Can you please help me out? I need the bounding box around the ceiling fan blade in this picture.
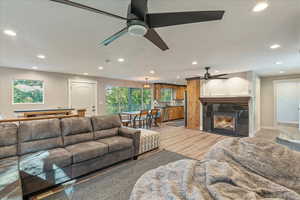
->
[146,10,225,28]
[131,0,148,20]
[210,74,228,78]
[49,0,128,21]
[101,27,128,46]
[144,29,169,51]
[210,77,228,80]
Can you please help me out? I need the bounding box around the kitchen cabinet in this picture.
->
[165,106,184,121]
[175,87,186,100]
[154,83,186,101]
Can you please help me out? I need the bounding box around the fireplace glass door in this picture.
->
[213,112,236,132]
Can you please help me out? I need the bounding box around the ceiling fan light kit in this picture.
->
[49,0,225,51]
[128,21,148,37]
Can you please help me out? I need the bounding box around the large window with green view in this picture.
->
[160,88,173,102]
[105,86,152,114]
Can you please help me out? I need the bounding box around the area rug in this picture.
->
[165,119,185,127]
[41,150,192,200]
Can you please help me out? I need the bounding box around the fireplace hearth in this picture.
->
[201,98,249,137]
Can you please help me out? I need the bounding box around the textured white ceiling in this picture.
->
[0,0,300,84]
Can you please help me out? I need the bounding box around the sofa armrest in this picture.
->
[119,127,141,156]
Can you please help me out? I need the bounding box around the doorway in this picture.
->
[69,80,98,116]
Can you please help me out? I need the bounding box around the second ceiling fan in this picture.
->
[200,67,228,80]
[50,0,225,51]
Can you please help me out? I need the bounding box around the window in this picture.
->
[275,80,300,124]
[105,86,152,114]
[143,88,152,110]
[160,88,172,102]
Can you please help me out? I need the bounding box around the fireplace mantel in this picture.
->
[199,96,251,105]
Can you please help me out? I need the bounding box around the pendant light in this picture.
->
[143,77,151,88]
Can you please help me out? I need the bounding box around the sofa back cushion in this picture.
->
[0,123,18,159]
[61,117,93,146]
[91,115,121,140]
[18,119,63,155]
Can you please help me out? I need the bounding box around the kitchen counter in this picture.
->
[155,105,184,109]
[155,106,184,122]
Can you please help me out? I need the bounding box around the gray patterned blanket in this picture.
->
[130,137,300,200]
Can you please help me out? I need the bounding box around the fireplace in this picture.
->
[213,112,237,134]
[201,97,250,137]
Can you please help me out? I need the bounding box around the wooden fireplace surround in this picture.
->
[199,97,251,106]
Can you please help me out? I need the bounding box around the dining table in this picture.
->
[121,111,141,120]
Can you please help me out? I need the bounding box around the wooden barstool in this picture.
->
[133,110,149,129]
[149,109,160,128]
[119,114,132,127]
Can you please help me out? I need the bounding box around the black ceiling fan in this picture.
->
[49,0,225,51]
[200,67,228,80]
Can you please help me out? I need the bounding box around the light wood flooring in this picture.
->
[153,124,229,160]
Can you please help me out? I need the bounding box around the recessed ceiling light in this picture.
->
[3,29,16,36]
[279,71,285,74]
[83,72,88,75]
[192,61,198,65]
[253,0,269,12]
[150,70,155,74]
[270,44,281,49]
[32,66,38,70]
[98,66,104,70]
[37,54,46,59]
[276,61,283,65]
[118,58,125,62]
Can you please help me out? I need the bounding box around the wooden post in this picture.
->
[186,78,201,129]
[77,109,86,117]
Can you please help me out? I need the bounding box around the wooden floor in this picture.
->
[153,124,229,160]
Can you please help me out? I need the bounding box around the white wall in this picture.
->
[201,72,251,97]
[0,66,144,118]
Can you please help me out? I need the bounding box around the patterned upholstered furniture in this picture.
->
[138,129,160,155]
[0,123,23,200]
[0,115,141,197]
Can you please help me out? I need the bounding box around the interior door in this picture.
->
[69,81,97,116]
[275,80,300,125]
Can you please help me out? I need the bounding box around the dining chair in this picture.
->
[149,109,160,128]
[133,110,149,129]
[119,113,132,127]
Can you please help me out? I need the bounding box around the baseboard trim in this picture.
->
[261,126,277,130]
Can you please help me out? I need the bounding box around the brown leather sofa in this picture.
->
[0,115,141,198]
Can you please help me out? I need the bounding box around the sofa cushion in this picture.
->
[18,119,63,155]
[65,141,108,163]
[19,148,72,178]
[96,136,133,153]
[0,123,18,159]
[91,115,121,131]
[61,117,93,146]
[94,128,119,140]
